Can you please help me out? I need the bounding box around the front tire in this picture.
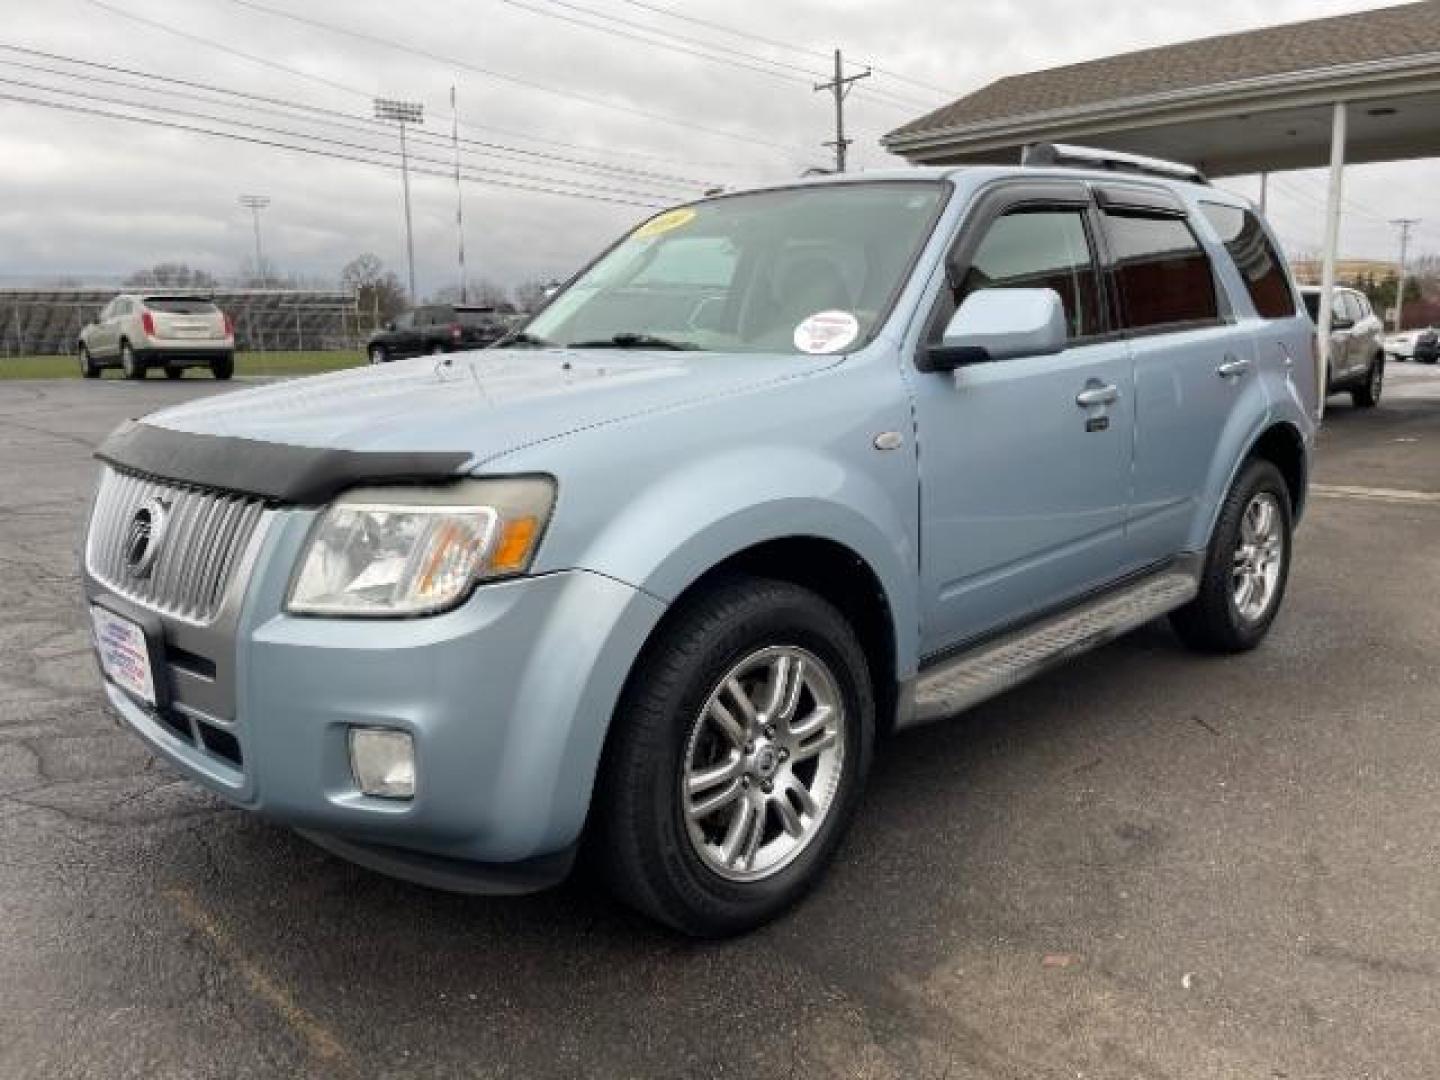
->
[120,342,144,380]
[1352,355,1383,407]
[1171,459,1292,653]
[594,576,874,937]
[164,365,183,380]
[79,345,99,379]
[368,345,388,365]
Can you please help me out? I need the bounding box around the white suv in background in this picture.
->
[79,294,235,380]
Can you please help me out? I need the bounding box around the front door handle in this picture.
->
[1075,384,1119,408]
[1217,356,1251,378]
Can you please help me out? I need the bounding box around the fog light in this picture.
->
[349,728,415,799]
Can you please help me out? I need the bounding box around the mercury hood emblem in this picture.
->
[124,497,169,578]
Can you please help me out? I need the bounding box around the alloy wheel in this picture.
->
[1232,492,1284,622]
[681,646,846,882]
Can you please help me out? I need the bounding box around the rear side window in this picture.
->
[955,208,1103,339]
[144,297,217,314]
[1103,212,1219,330]
[1199,204,1296,319]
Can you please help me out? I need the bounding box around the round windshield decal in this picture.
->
[633,207,696,239]
[793,310,860,354]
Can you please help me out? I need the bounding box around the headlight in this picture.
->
[286,477,555,616]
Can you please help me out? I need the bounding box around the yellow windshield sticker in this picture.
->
[633,207,696,239]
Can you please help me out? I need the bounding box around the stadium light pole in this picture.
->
[238,194,270,286]
[450,86,468,304]
[374,97,424,302]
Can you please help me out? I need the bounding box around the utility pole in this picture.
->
[1390,217,1420,331]
[813,49,870,173]
[238,194,270,285]
[450,86,468,304]
[375,97,424,302]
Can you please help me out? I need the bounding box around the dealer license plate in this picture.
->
[91,605,157,707]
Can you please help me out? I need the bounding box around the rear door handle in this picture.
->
[1216,356,1251,378]
[1075,384,1119,408]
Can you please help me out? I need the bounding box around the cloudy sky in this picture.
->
[3,0,1439,298]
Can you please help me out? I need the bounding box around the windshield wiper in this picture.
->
[566,333,700,351]
[491,330,553,348]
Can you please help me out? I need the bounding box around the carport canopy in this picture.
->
[883,1,1440,415]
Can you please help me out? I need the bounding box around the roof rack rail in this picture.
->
[1021,142,1209,185]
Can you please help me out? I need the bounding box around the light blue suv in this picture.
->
[83,145,1317,936]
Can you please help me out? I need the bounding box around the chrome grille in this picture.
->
[86,467,268,624]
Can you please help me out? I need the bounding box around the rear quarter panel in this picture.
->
[1183,189,1316,548]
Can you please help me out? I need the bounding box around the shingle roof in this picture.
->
[887,1,1440,142]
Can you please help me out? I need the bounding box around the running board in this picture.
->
[908,561,1200,727]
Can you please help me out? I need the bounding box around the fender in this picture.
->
[562,444,920,681]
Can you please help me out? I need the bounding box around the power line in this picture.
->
[213,0,805,152]
[0,45,712,189]
[0,71,681,201]
[495,0,821,83]
[73,0,741,172]
[0,81,670,207]
[502,0,940,111]
[603,0,958,100]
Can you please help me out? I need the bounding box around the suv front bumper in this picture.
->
[87,515,667,888]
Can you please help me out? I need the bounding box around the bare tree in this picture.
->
[513,279,551,313]
[124,262,218,289]
[341,254,407,328]
[430,279,514,310]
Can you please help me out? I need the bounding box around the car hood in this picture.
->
[141,349,836,464]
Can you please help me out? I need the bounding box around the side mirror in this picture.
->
[922,288,1068,372]
[1331,315,1354,331]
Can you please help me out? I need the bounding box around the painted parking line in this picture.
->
[1312,483,1440,506]
[165,887,352,1070]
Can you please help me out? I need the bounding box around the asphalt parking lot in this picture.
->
[2,366,1439,1079]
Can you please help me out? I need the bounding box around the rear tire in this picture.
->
[79,346,99,379]
[1171,459,1292,654]
[120,342,144,380]
[211,353,234,380]
[1351,355,1383,407]
[429,343,446,356]
[593,576,874,937]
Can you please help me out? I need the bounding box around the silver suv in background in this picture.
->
[1301,285,1385,407]
[79,294,236,380]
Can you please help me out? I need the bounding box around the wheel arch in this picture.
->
[635,535,902,735]
[1197,419,1307,545]
[1247,420,1308,522]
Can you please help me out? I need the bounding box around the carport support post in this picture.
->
[1316,101,1347,422]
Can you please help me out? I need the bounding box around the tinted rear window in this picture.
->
[1200,204,1296,319]
[1103,212,1219,330]
[144,297,217,314]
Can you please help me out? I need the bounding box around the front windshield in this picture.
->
[524,181,948,355]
